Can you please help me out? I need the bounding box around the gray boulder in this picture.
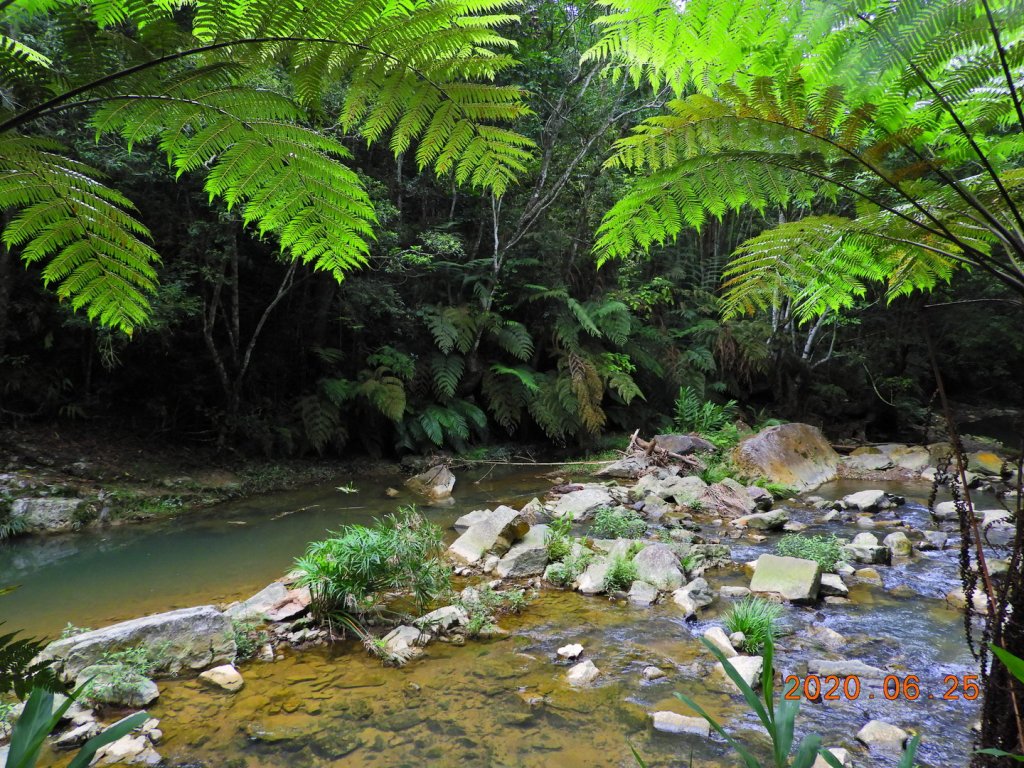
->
[632,473,707,505]
[918,530,948,551]
[713,655,763,691]
[405,465,456,499]
[842,453,895,471]
[702,626,737,658]
[225,582,289,621]
[575,559,611,595]
[749,554,821,603]
[842,490,900,512]
[819,574,849,597]
[650,711,711,736]
[632,544,684,591]
[734,509,789,531]
[808,659,886,679]
[842,533,892,565]
[651,434,716,455]
[627,580,659,607]
[731,423,839,491]
[38,606,235,679]
[448,505,528,565]
[671,577,714,616]
[415,605,468,633]
[700,478,757,517]
[454,509,492,533]
[495,524,549,578]
[882,531,913,557]
[856,720,909,751]
[549,486,615,521]
[11,498,85,533]
[595,457,650,479]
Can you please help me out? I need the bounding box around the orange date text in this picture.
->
[781,674,980,701]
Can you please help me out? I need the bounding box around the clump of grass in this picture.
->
[545,549,593,588]
[776,534,844,572]
[545,514,575,562]
[723,596,783,653]
[232,618,270,660]
[760,481,797,499]
[591,506,646,539]
[603,555,639,592]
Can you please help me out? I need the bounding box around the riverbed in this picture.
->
[1,466,987,767]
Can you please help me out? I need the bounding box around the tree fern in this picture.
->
[0,0,534,332]
[589,0,1024,314]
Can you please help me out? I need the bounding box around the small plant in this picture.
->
[0,497,28,541]
[591,507,646,539]
[761,482,797,499]
[723,597,783,654]
[60,623,92,640]
[335,482,358,494]
[776,535,844,573]
[699,455,742,485]
[85,644,163,705]
[232,619,269,661]
[464,612,497,638]
[545,514,575,562]
[546,548,593,588]
[603,555,638,592]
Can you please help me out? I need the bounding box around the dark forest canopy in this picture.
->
[0,0,1022,456]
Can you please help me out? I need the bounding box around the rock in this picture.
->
[632,472,707,505]
[632,544,684,590]
[888,446,931,471]
[700,478,757,517]
[855,568,883,584]
[77,665,159,707]
[986,523,1016,547]
[703,626,737,658]
[651,434,717,455]
[385,487,400,498]
[10,498,84,533]
[405,465,456,499]
[842,490,901,512]
[650,711,711,736]
[843,454,895,471]
[54,721,101,749]
[415,605,468,633]
[495,524,549,578]
[481,554,500,573]
[198,664,244,692]
[671,577,714,616]
[382,625,428,660]
[566,659,600,686]
[595,456,650,479]
[518,498,549,525]
[94,734,162,766]
[969,451,1006,476]
[808,625,846,649]
[856,720,909,751]
[747,485,774,510]
[38,606,234,680]
[749,554,821,603]
[642,666,666,681]
[842,533,892,565]
[734,509,789,530]
[729,631,746,648]
[883,531,913,557]
[713,655,763,691]
[813,748,852,768]
[557,643,584,660]
[819,574,848,597]
[575,559,610,595]
[731,424,839,491]
[549,486,615,521]
[808,659,886,679]
[454,509,492,532]
[720,586,750,598]
[225,582,289,621]
[628,580,659,607]
[263,587,311,623]
[448,505,529,564]
[947,587,989,613]
[918,530,948,550]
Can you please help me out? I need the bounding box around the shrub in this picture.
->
[545,549,593,588]
[673,386,738,436]
[776,534,844,573]
[723,596,783,654]
[85,645,163,705]
[603,555,638,592]
[591,506,646,539]
[294,506,451,619]
[232,619,269,661]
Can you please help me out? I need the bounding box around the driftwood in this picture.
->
[625,430,703,472]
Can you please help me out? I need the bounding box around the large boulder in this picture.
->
[495,524,549,578]
[11,498,85,534]
[650,434,716,455]
[842,490,902,512]
[843,533,892,565]
[405,465,456,499]
[595,457,650,479]
[549,486,615,521]
[842,453,895,471]
[632,544,684,591]
[749,554,821,603]
[225,582,289,621]
[732,424,839,491]
[699,478,757,518]
[631,472,707,505]
[453,509,492,533]
[37,606,235,679]
[713,655,763,691]
[448,506,529,565]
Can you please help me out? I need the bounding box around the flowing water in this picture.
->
[0,466,990,767]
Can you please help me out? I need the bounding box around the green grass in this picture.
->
[723,596,783,654]
[545,549,593,588]
[603,555,638,591]
[776,534,844,572]
[591,506,646,539]
[559,448,620,475]
[545,514,575,562]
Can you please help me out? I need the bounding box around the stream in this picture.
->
[0,466,988,767]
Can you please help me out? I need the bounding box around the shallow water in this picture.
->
[1,469,992,767]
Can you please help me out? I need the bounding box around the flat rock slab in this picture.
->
[650,711,710,736]
[448,506,528,564]
[38,605,235,679]
[549,487,615,521]
[749,554,821,603]
[632,544,684,591]
[495,524,549,578]
[225,582,289,621]
[808,659,886,679]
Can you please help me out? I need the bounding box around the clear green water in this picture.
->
[1,470,983,767]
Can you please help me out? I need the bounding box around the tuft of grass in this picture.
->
[603,555,639,592]
[723,596,783,654]
[776,534,844,572]
[545,549,593,588]
[761,482,797,499]
[591,506,646,539]
[545,514,575,562]
[232,619,269,661]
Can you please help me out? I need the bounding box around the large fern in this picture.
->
[588,0,1024,316]
[0,0,533,332]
